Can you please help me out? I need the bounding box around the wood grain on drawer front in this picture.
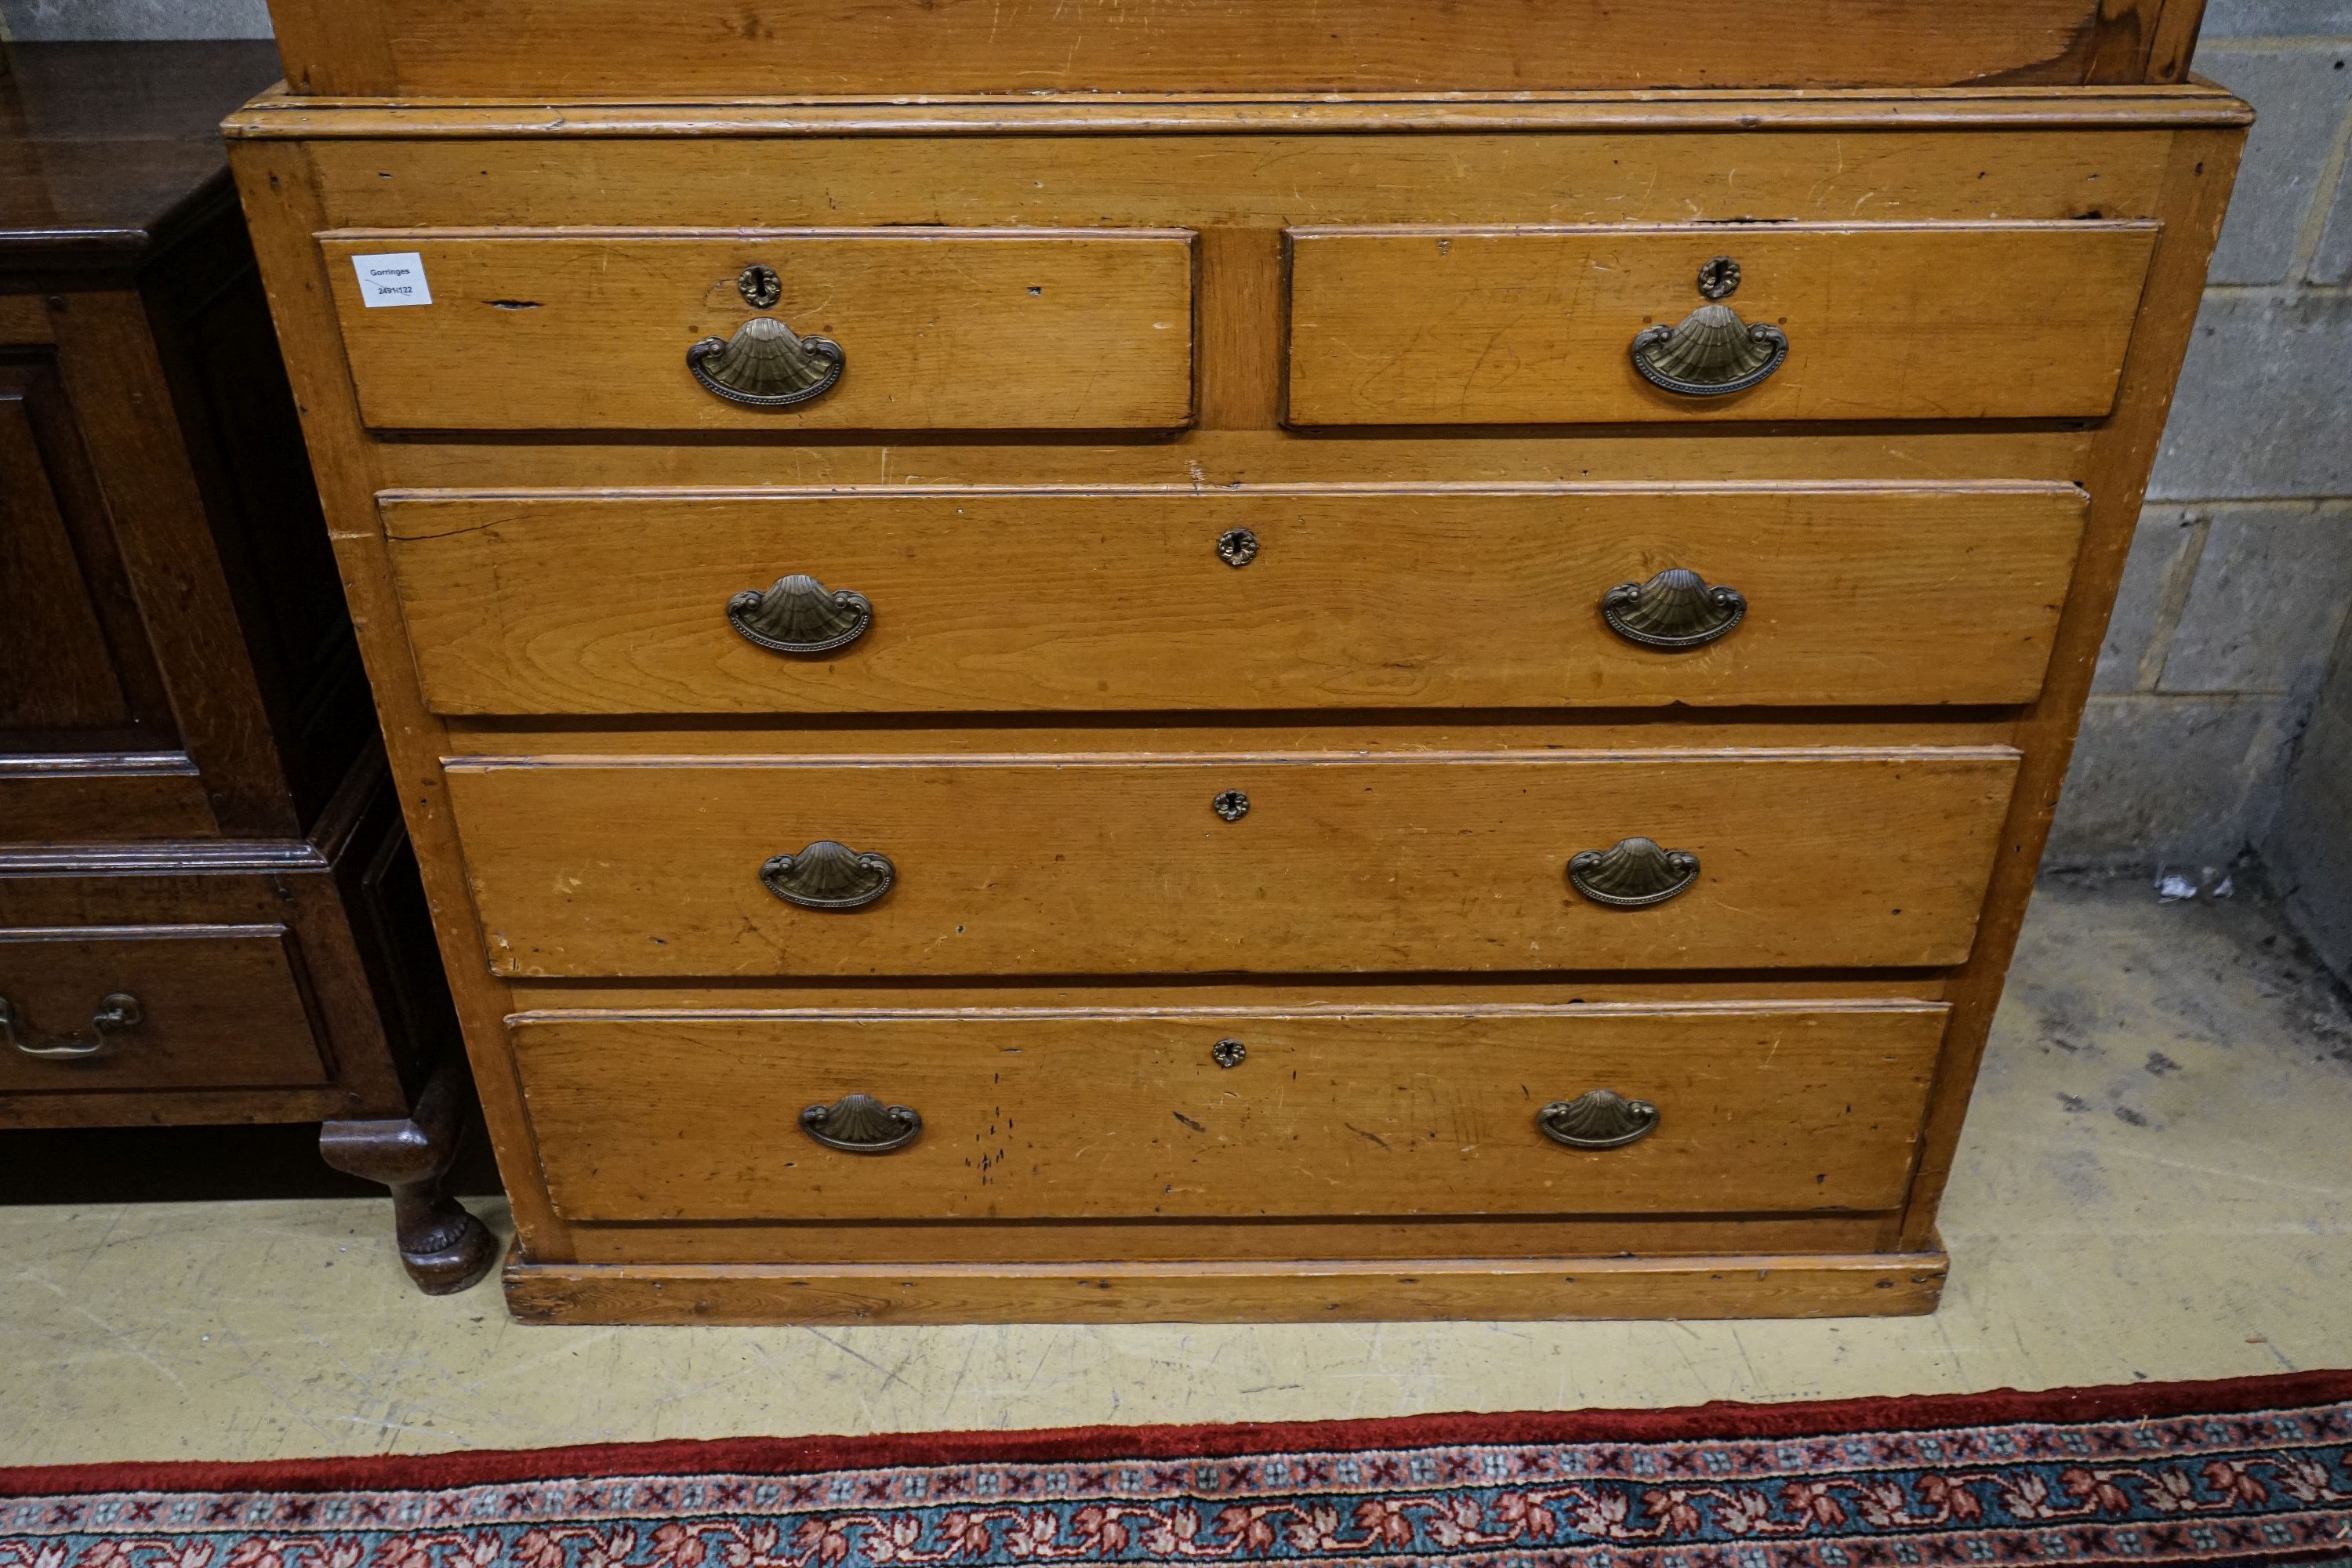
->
[387,485,2085,715]
[445,749,2019,978]
[513,1002,1947,1222]
[321,230,1196,432]
[0,925,329,1093]
[267,0,2203,96]
[1285,223,2158,425]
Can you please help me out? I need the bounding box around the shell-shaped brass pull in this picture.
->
[727,575,873,654]
[801,1092,923,1153]
[2,991,143,1060]
[1630,304,1788,397]
[760,840,895,911]
[1602,568,1748,649]
[687,317,845,408]
[1537,1089,1661,1150]
[1568,837,1700,908]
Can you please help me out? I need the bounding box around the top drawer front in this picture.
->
[1286,223,2158,426]
[322,230,1196,432]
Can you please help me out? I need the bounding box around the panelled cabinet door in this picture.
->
[0,352,211,839]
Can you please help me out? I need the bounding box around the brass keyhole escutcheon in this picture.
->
[1217,528,1260,568]
[1211,1038,1247,1069]
[1212,789,1250,822]
[738,263,782,308]
[1697,256,1741,299]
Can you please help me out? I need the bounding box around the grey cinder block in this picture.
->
[0,0,275,39]
[2096,508,2208,693]
[2196,0,2352,37]
[2048,695,2301,866]
[2149,291,2352,500]
[2158,503,2352,694]
[2190,47,2352,285]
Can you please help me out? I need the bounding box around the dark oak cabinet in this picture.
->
[0,41,492,1293]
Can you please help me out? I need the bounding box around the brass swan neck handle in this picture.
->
[1630,303,1788,397]
[2,992,143,1059]
[688,316,846,408]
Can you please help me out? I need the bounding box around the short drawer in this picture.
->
[321,229,1196,431]
[387,484,2085,715]
[1285,223,2157,425]
[445,747,2019,978]
[514,1000,1947,1221]
[0,924,330,1093]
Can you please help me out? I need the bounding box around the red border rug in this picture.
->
[5,1370,2350,1568]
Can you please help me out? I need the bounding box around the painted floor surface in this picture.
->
[3,874,2349,1465]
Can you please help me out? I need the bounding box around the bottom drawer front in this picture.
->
[0,925,329,1093]
[515,1003,1947,1222]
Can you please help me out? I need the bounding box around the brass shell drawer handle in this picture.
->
[1630,304,1788,397]
[801,1092,923,1154]
[1,992,143,1059]
[688,317,845,408]
[1568,837,1700,908]
[760,840,896,910]
[1537,1089,1661,1150]
[1602,568,1747,649]
[728,575,874,654]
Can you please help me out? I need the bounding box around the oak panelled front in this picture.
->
[1285,223,2159,425]
[0,924,330,1093]
[444,750,2020,978]
[512,1002,1949,1222]
[321,230,1197,432]
[386,485,2087,715]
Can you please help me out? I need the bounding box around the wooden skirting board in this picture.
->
[505,1250,1951,1326]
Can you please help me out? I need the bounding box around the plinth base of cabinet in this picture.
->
[502,1249,1949,1325]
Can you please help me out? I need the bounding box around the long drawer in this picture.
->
[445,747,2020,978]
[1286,223,2158,425]
[513,1000,1949,1221]
[322,229,1197,432]
[387,485,2086,715]
[0,924,330,1093]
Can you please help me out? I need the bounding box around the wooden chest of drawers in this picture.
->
[228,0,2245,1323]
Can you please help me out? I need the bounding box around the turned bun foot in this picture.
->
[400,1195,500,1294]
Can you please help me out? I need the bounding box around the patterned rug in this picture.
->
[5,1371,2350,1568]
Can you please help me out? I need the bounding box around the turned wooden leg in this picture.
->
[320,1059,499,1294]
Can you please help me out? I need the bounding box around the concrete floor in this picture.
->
[4,873,2349,1465]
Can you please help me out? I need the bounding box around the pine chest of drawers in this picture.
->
[228,0,2245,1323]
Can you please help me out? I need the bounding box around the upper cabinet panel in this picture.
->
[320,230,1197,434]
[263,0,2207,95]
[1284,223,2159,427]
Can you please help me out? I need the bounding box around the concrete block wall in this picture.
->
[2052,0,2352,871]
[0,0,271,37]
[7,0,2348,894]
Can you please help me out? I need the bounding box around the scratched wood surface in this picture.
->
[445,750,2020,978]
[514,1001,1947,1222]
[385,485,2085,715]
[1286,224,2160,426]
[261,0,2205,96]
[321,230,1196,432]
[225,74,2242,1318]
